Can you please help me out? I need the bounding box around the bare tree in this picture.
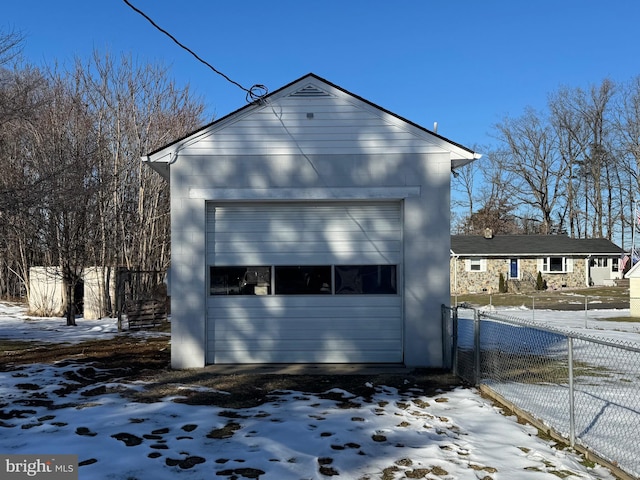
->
[547,80,617,239]
[0,46,207,322]
[613,75,640,246]
[0,27,24,67]
[28,67,101,325]
[453,148,524,235]
[548,86,590,237]
[451,151,483,232]
[76,51,206,273]
[493,108,569,234]
[576,80,615,238]
[0,57,50,302]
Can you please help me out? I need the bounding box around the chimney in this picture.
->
[484,228,494,239]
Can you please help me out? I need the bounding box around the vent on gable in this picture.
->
[290,84,331,97]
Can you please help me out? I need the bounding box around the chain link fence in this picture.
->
[443,305,640,479]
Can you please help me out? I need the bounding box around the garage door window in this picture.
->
[211,265,397,295]
[210,266,271,295]
[274,266,332,294]
[336,265,397,294]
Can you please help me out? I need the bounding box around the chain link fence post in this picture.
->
[568,336,575,447]
[474,308,481,385]
[584,295,588,328]
[452,306,459,377]
[441,305,450,370]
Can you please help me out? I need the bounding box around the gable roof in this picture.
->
[625,259,640,278]
[143,72,480,178]
[451,234,623,257]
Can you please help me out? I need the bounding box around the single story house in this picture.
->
[143,73,480,368]
[451,231,624,295]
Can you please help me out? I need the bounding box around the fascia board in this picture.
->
[454,252,621,257]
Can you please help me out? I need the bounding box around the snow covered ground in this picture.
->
[474,305,640,345]
[0,302,625,479]
[457,306,640,479]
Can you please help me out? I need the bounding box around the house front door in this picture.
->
[509,259,519,279]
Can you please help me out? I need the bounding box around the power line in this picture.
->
[122,0,267,103]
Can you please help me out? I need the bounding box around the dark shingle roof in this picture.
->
[451,235,623,256]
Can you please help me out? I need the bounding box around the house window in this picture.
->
[275,266,332,294]
[210,266,271,295]
[465,259,486,272]
[612,257,619,271]
[335,265,397,294]
[590,258,608,268]
[542,257,567,273]
[210,265,397,295]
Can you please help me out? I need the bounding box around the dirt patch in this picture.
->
[1,334,461,407]
[135,369,461,408]
[1,336,169,373]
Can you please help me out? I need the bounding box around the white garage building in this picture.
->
[144,73,480,369]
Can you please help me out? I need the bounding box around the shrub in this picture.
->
[499,273,507,293]
[535,271,547,291]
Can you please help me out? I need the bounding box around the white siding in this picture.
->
[206,202,403,364]
[178,86,453,157]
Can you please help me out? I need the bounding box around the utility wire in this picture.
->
[122,0,267,103]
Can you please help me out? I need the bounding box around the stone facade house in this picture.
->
[451,232,623,295]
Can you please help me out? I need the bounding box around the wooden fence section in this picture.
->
[116,268,168,331]
[124,299,167,330]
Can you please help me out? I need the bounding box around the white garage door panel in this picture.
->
[212,314,402,331]
[215,342,402,364]
[213,319,402,364]
[206,202,403,364]
[210,240,401,256]
[207,203,401,265]
[210,306,401,340]
[208,296,401,319]
[209,296,402,364]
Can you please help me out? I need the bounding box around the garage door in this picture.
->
[206,202,403,364]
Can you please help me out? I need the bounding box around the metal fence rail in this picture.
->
[443,305,640,479]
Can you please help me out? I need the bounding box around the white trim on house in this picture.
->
[538,256,574,274]
[190,186,421,200]
[508,258,520,280]
[465,258,487,272]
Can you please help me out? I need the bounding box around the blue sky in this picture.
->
[4,1,640,152]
